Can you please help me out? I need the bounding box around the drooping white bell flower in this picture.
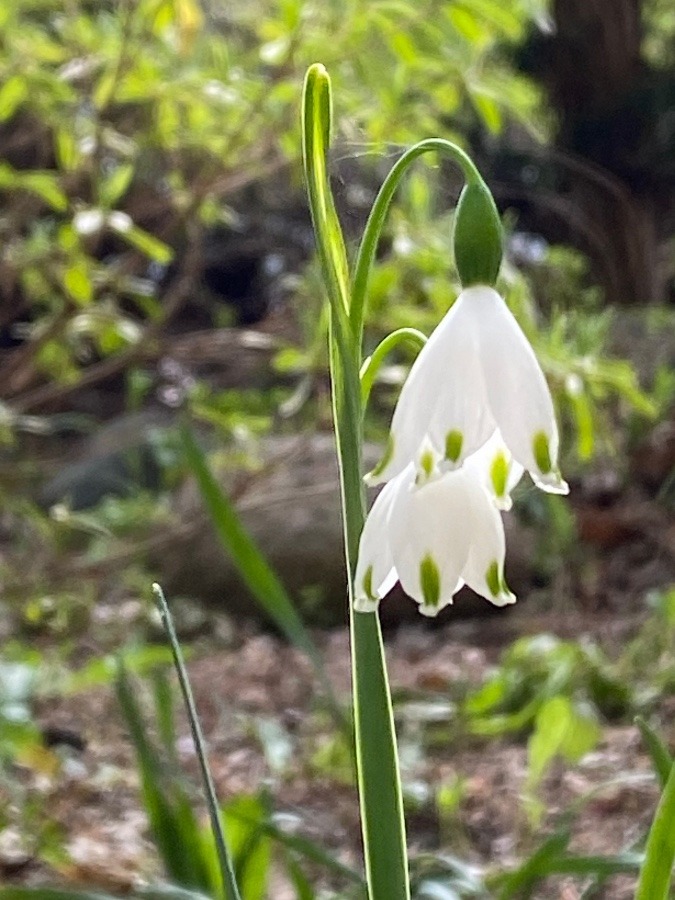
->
[354,460,515,617]
[366,285,568,497]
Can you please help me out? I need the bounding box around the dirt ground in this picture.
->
[1,415,674,898]
[0,602,669,900]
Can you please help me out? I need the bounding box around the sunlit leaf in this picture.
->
[63,261,93,305]
[100,163,135,208]
[0,74,28,121]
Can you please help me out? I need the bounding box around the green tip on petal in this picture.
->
[533,431,553,475]
[490,451,509,498]
[367,433,394,482]
[420,554,441,610]
[363,565,376,601]
[420,448,435,478]
[486,560,501,597]
[485,561,516,605]
[444,429,463,463]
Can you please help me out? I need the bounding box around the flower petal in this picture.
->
[424,293,496,467]
[354,476,399,611]
[366,291,494,485]
[463,429,524,510]
[467,286,568,494]
[388,467,472,615]
[461,475,516,607]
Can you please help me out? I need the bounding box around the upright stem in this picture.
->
[302,70,487,900]
[302,64,410,900]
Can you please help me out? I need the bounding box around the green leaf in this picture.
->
[114,663,214,892]
[448,7,486,43]
[151,585,242,900]
[59,645,175,693]
[63,261,93,305]
[496,830,571,897]
[108,213,174,264]
[527,696,600,788]
[22,172,69,212]
[495,840,641,898]
[471,90,502,133]
[0,74,28,121]
[636,760,675,900]
[100,163,135,208]
[636,716,674,789]
[55,129,80,171]
[527,695,572,784]
[283,851,315,900]
[0,164,68,212]
[224,796,271,900]
[179,425,324,666]
[565,380,595,460]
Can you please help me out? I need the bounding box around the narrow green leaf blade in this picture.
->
[636,716,674,789]
[636,760,675,900]
[115,663,211,891]
[179,425,322,666]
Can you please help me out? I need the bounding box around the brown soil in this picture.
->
[1,606,669,900]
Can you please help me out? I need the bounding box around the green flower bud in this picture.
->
[452,178,503,288]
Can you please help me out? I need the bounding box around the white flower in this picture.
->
[366,285,568,497]
[463,430,524,511]
[354,461,515,617]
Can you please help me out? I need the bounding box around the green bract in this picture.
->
[452,179,503,287]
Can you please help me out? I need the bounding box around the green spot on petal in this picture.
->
[490,451,509,497]
[486,560,501,597]
[420,554,441,609]
[444,430,463,463]
[370,433,394,478]
[533,431,552,475]
[363,565,376,601]
[420,448,435,478]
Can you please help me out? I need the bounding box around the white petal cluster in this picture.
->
[355,462,515,617]
[366,286,568,497]
[355,285,568,615]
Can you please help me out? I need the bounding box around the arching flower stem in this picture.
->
[360,327,428,407]
[350,138,487,344]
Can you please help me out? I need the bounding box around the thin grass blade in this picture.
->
[179,424,343,728]
[635,715,673,789]
[635,759,675,900]
[115,662,212,891]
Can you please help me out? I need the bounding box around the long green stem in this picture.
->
[303,64,410,900]
[350,137,483,342]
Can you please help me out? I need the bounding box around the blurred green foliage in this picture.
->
[0,587,673,895]
[0,0,546,422]
[0,2,673,895]
[0,0,668,613]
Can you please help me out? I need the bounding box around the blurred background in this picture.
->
[0,0,674,896]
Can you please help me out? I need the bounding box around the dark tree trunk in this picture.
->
[530,0,671,303]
